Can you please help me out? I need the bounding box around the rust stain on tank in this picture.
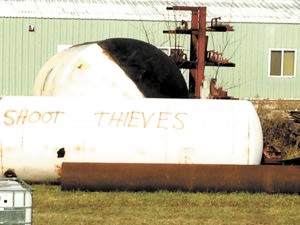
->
[4,169,17,178]
[55,165,62,177]
[74,145,82,152]
[101,49,113,60]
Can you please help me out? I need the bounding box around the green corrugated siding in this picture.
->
[1,17,300,99]
[206,23,300,99]
[0,18,185,96]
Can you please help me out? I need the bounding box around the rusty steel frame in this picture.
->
[165,6,234,98]
[61,163,300,193]
[166,6,206,98]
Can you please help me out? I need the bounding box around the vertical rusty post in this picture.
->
[188,7,206,98]
[188,8,198,97]
[196,7,206,98]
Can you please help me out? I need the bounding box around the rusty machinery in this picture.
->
[163,6,235,99]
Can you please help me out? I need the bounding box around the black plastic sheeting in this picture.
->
[98,38,189,98]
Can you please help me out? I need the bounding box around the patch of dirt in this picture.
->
[252,100,300,159]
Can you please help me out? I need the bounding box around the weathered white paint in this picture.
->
[33,43,144,98]
[0,97,263,182]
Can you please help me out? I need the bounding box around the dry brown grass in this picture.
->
[252,100,300,159]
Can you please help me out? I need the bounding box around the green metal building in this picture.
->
[0,0,300,99]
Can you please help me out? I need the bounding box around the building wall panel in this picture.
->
[1,17,300,99]
[0,18,177,96]
[206,23,300,99]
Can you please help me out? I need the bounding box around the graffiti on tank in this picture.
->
[2,109,188,130]
[94,111,188,130]
[3,109,65,125]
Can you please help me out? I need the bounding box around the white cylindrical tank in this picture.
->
[0,97,263,182]
[33,43,144,98]
[33,39,189,99]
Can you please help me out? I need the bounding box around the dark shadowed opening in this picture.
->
[57,148,65,158]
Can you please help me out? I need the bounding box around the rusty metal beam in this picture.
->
[194,7,206,98]
[61,163,300,193]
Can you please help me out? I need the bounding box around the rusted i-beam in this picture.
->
[61,163,300,193]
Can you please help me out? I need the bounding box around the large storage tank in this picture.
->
[33,39,189,99]
[0,97,263,183]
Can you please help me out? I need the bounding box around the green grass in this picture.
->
[32,184,300,225]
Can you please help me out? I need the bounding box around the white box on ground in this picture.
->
[0,177,32,225]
